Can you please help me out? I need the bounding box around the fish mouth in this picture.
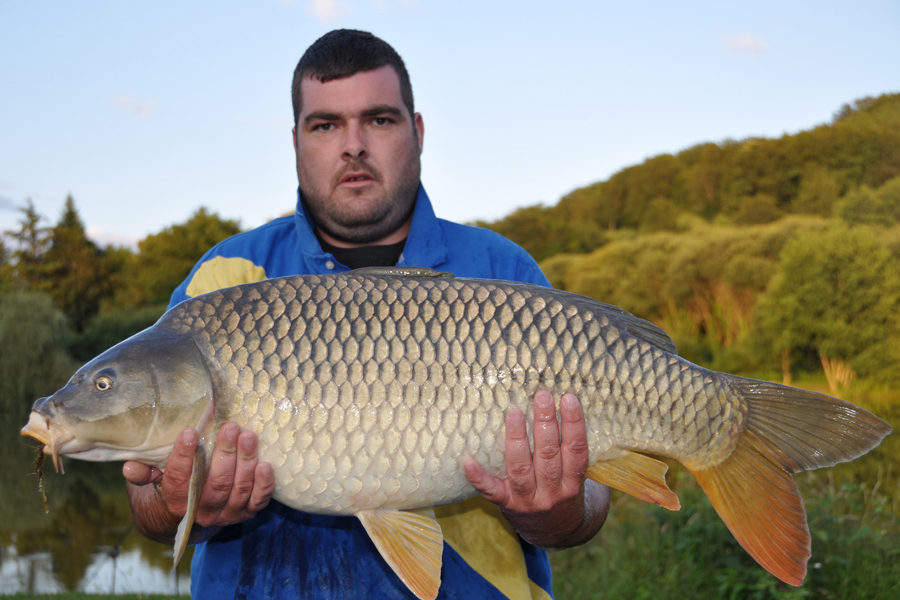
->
[21,411,74,474]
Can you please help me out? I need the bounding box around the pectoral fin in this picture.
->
[172,444,208,567]
[356,507,444,600]
[587,450,680,510]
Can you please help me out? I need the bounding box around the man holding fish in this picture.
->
[122,29,610,599]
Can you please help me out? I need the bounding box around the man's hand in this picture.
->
[464,391,610,550]
[123,423,275,545]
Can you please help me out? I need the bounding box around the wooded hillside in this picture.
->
[480,93,900,261]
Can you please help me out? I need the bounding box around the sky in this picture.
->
[1,0,898,249]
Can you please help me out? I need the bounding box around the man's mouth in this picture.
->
[338,168,378,186]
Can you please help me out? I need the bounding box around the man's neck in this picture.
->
[315,218,411,249]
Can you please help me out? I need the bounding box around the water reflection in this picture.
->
[0,411,192,595]
[1,546,189,595]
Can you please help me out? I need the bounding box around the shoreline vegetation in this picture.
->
[2,93,898,598]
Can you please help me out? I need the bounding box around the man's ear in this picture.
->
[292,126,298,152]
[414,113,424,153]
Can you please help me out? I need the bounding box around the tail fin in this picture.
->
[688,380,891,586]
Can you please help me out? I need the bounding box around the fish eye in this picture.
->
[94,369,116,392]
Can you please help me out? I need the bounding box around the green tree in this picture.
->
[42,196,115,331]
[756,225,900,392]
[4,199,51,287]
[0,291,75,418]
[793,165,841,216]
[835,185,896,227]
[0,237,13,291]
[875,173,900,222]
[116,208,241,307]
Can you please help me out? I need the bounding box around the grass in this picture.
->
[552,473,899,599]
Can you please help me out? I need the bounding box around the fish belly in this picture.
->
[164,272,746,515]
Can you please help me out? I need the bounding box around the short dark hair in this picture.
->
[291,29,415,126]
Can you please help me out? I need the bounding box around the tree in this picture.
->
[4,199,51,287]
[116,208,241,307]
[756,225,900,392]
[0,291,75,419]
[42,196,115,331]
[835,185,896,227]
[875,173,900,222]
[0,237,13,291]
[794,166,841,216]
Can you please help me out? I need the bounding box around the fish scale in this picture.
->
[22,267,891,599]
[165,272,740,514]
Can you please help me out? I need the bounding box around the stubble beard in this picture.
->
[299,151,421,245]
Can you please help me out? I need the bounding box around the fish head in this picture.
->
[21,327,215,471]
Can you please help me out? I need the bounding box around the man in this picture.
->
[124,29,610,599]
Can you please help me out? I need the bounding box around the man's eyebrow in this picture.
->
[303,111,342,125]
[360,105,404,119]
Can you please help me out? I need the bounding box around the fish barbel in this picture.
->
[21,267,891,599]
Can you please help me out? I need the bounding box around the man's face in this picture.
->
[293,65,424,246]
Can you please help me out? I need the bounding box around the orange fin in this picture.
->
[687,379,892,587]
[690,429,809,586]
[587,450,680,510]
[357,507,444,600]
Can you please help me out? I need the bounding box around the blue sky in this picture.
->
[2,1,898,248]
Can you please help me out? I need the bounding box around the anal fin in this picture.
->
[587,450,680,510]
[357,507,444,600]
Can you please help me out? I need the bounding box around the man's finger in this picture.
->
[503,407,536,497]
[199,423,240,517]
[464,459,509,506]
[559,393,590,486]
[246,462,276,516]
[530,390,563,492]
[229,431,260,509]
[154,428,200,517]
[122,460,159,485]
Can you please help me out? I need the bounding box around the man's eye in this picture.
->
[313,123,333,132]
[373,117,390,126]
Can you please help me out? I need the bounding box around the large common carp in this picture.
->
[21,268,891,599]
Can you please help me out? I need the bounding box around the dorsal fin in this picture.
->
[351,267,455,278]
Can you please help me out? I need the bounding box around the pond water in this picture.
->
[0,415,193,596]
[1,390,897,596]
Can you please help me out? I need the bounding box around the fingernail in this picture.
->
[562,394,580,410]
[240,433,256,452]
[225,424,238,443]
[182,429,196,445]
[259,463,273,479]
[508,409,525,426]
[537,391,553,409]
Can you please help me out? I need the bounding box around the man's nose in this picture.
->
[342,122,368,160]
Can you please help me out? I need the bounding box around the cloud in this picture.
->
[111,95,157,117]
[719,32,768,57]
[308,0,348,21]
